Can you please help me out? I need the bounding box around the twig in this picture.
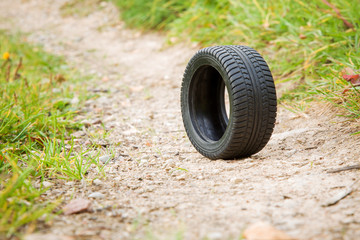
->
[13,93,18,104]
[50,73,53,85]
[1,59,8,69]
[13,57,22,80]
[322,179,359,207]
[5,64,11,82]
[24,77,29,88]
[88,88,109,93]
[327,164,360,173]
[321,0,354,29]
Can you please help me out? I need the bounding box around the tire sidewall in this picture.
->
[181,52,235,158]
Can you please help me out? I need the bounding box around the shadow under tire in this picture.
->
[181,45,277,160]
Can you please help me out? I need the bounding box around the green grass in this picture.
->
[111,0,360,118]
[0,32,100,237]
[111,0,192,30]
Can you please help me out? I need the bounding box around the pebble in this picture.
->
[139,159,148,166]
[42,181,53,188]
[176,174,186,181]
[65,181,75,186]
[63,198,91,215]
[340,217,354,224]
[166,159,176,167]
[207,232,223,240]
[213,169,220,174]
[243,221,293,240]
[114,176,122,181]
[93,179,103,185]
[72,131,86,138]
[88,192,105,199]
[99,155,111,164]
[230,177,242,184]
[285,149,297,157]
[71,97,79,105]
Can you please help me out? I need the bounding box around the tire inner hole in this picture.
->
[191,65,229,142]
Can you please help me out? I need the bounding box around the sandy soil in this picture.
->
[1,0,360,239]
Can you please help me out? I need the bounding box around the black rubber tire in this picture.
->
[181,45,277,160]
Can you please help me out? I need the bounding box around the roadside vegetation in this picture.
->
[111,0,360,120]
[1,0,358,237]
[0,32,99,237]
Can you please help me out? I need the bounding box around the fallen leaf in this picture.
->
[342,87,350,94]
[30,136,46,146]
[243,222,296,240]
[299,34,306,39]
[0,155,5,163]
[54,74,66,83]
[62,198,91,215]
[343,74,360,86]
[342,67,355,75]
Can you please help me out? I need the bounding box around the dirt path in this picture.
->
[1,1,360,239]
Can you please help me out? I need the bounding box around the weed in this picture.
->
[0,32,99,237]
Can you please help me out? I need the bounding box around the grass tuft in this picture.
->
[0,32,99,237]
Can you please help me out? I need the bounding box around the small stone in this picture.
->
[341,217,354,224]
[70,97,79,105]
[123,128,138,135]
[93,179,103,185]
[230,177,242,184]
[72,131,86,138]
[207,232,223,240]
[243,222,296,240]
[139,159,148,166]
[176,174,186,181]
[114,176,122,181]
[99,155,111,164]
[65,181,75,186]
[166,159,176,167]
[63,198,91,215]
[213,169,220,174]
[33,181,41,188]
[88,192,105,199]
[285,149,297,157]
[42,181,53,188]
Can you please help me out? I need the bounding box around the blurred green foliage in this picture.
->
[112,0,360,118]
